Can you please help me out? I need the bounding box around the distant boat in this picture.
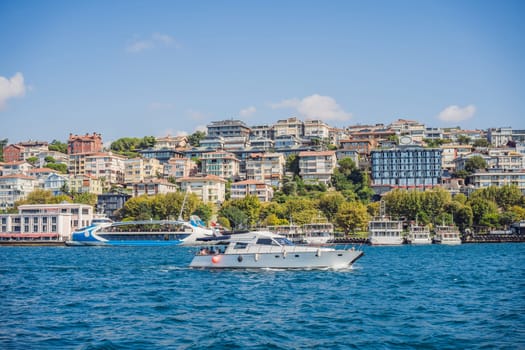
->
[66,216,215,246]
[301,223,334,245]
[433,225,462,245]
[189,231,363,269]
[368,216,404,245]
[406,224,432,245]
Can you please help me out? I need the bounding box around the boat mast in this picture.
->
[178,186,191,221]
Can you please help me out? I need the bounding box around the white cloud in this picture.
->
[195,125,207,133]
[271,94,351,121]
[126,33,179,53]
[437,104,476,122]
[0,72,26,110]
[239,106,256,117]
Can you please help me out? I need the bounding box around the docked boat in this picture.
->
[406,224,432,245]
[302,223,334,245]
[368,216,404,245]
[189,231,363,269]
[433,225,462,245]
[66,216,215,246]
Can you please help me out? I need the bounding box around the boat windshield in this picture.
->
[274,237,294,246]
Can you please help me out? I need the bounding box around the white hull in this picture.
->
[434,239,462,245]
[368,236,404,246]
[409,238,432,245]
[190,248,363,269]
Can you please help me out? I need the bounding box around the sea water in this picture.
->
[0,243,524,349]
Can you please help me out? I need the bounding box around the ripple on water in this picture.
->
[0,244,524,349]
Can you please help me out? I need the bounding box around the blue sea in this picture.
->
[1,243,524,349]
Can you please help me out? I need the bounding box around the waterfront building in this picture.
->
[67,132,103,154]
[0,175,38,209]
[298,150,337,186]
[245,152,285,187]
[177,174,226,204]
[96,192,131,220]
[84,152,126,185]
[124,157,162,183]
[129,178,178,197]
[1,161,33,176]
[304,120,330,140]
[273,117,304,138]
[69,174,103,194]
[207,119,251,138]
[231,180,274,202]
[200,151,240,180]
[370,146,442,189]
[163,157,197,179]
[0,203,94,241]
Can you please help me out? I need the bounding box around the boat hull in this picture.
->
[190,249,363,269]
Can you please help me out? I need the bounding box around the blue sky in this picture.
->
[1,0,524,144]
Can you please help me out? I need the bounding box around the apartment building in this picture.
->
[177,174,226,204]
[0,175,37,209]
[273,117,304,138]
[231,180,274,202]
[207,119,251,138]
[298,150,337,185]
[200,151,240,180]
[440,144,473,171]
[69,174,103,194]
[84,152,126,185]
[67,132,103,154]
[124,157,162,183]
[370,146,442,188]
[130,178,178,197]
[304,120,330,140]
[155,135,188,149]
[469,169,525,192]
[245,152,285,187]
[2,161,33,176]
[163,157,197,179]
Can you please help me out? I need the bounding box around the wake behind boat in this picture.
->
[189,231,363,269]
[66,216,215,246]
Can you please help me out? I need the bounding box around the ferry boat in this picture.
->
[66,216,215,246]
[189,231,363,269]
[406,224,432,245]
[433,225,462,245]
[302,223,334,245]
[368,216,404,245]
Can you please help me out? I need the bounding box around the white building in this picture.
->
[231,180,274,202]
[124,157,162,183]
[84,152,126,185]
[245,152,285,187]
[0,175,37,209]
[298,150,337,185]
[304,120,330,140]
[200,151,240,180]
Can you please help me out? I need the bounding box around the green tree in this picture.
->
[26,156,38,166]
[219,206,248,230]
[46,163,68,173]
[73,192,97,206]
[0,138,7,161]
[188,131,206,147]
[48,140,67,154]
[193,203,214,224]
[335,201,369,234]
[286,154,300,176]
[464,156,487,173]
[472,139,490,148]
[469,197,498,228]
[318,192,345,222]
[456,135,471,145]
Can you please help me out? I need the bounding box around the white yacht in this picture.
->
[189,231,363,269]
[407,224,432,245]
[433,225,462,245]
[368,216,404,245]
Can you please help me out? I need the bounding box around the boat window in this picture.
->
[274,237,294,246]
[234,242,247,249]
[256,238,274,245]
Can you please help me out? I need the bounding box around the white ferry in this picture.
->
[406,224,432,245]
[368,216,404,245]
[433,225,462,245]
